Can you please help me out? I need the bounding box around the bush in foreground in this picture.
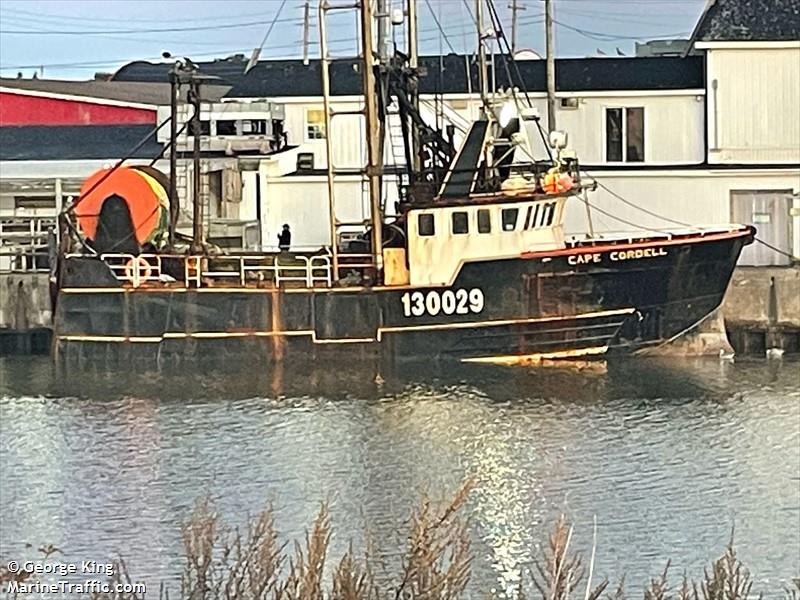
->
[2,481,798,599]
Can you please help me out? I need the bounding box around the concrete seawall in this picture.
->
[2,268,799,357]
[722,267,800,354]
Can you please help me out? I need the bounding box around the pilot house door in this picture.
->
[730,189,793,266]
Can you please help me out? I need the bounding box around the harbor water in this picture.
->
[1,355,798,596]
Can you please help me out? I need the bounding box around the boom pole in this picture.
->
[360,0,384,275]
[319,1,339,277]
[407,0,421,172]
[476,0,489,112]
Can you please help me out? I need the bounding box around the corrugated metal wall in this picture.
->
[707,47,800,164]
[558,94,705,165]
[562,171,800,261]
[281,91,707,170]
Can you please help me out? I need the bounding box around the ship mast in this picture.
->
[319,0,384,281]
[476,0,490,114]
[360,0,384,275]
[407,0,421,173]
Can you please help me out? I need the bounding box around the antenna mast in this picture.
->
[407,0,421,172]
[476,0,490,112]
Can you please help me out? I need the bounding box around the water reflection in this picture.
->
[1,356,798,596]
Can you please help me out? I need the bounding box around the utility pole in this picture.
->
[545,0,556,132]
[360,0,384,275]
[509,0,526,54]
[302,0,310,65]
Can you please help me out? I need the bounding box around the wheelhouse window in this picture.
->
[477,209,491,233]
[523,205,533,229]
[306,108,326,140]
[451,211,469,234]
[501,208,519,231]
[543,202,556,227]
[418,213,435,236]
[606,107,644,162]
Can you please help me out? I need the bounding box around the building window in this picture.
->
[451,211,469,234]
[418,213,435,236]
[242,119,268,135]
[501,208,519,231]
[477,209,491,233]
[306,109,326,140]
[216,120,237,135]
[606,107,644,162]
[14,196,55,210]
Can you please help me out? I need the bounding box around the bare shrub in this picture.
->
[392,479,473,600]
[699,532,762,600]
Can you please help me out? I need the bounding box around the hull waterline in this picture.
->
[53,227,755,367]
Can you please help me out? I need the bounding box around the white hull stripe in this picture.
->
[56,308,633,345]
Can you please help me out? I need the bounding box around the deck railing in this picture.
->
[69,252,336,289]
[0,217,56,273]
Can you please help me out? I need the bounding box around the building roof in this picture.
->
[111,54,705,98]
[0,77,230,105]
[690,0,800,43]
[0,124,164,161]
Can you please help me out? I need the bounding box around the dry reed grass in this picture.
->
[1,483,797,600]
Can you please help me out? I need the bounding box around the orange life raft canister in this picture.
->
[76,166,169,245]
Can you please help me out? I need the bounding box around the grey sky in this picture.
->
[0,0,706,80]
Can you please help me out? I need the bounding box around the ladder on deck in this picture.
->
[319,0,383,284]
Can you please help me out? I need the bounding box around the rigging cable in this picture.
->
[581,172,798,260]
[483,0,553,161]
[61,116,173,216]
[422,0,457,54]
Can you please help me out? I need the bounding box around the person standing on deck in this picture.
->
[278,224,291,252]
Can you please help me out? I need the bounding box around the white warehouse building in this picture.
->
[1,0,798,266]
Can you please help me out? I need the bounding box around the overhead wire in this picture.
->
[0,15,308,36]
[581,173,797,259]
[422,0,458,54]
[0,5,297,24]
[0,13,484,72]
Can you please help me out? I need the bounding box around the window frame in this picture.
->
[501,207,519,232]
[604,106,645,163]
[451,211,469,235]
[305,108,327,141]
[477,209,492,234]
[417,213,435,237]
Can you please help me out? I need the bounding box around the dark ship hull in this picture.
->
[54,227,754,366]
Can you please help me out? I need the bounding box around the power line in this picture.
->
[554,19,690,41]
[584,174,797,260]
[422,0,458,54]
[0,5,296,25]
[0,15,305,47]
[0,15,306,35]
[554,5,694,27]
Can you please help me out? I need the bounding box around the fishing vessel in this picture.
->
[51,0,754,366]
